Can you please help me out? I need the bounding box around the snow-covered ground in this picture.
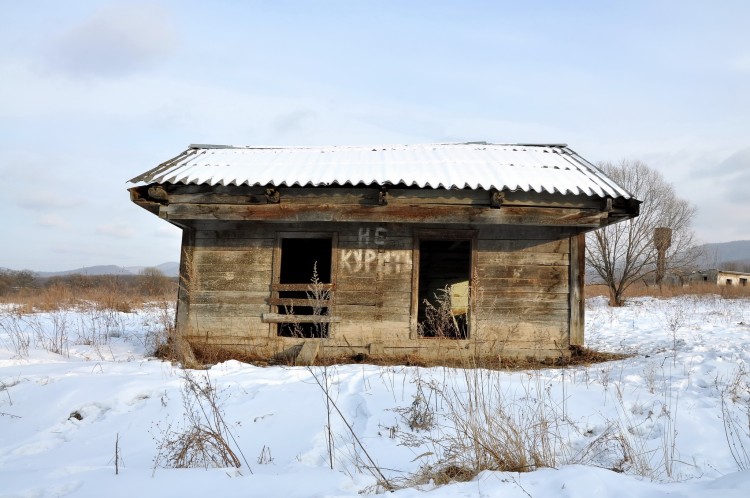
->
[2,296,750,497]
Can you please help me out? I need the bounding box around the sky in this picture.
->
[1,0,749,272]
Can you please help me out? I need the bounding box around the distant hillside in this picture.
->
[696,240,750,270]
[34,262,179,278]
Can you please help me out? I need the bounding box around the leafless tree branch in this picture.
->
[586,160,698,306]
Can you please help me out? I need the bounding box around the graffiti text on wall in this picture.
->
[340,226,408,274]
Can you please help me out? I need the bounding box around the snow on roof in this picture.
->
[129,143,634,199]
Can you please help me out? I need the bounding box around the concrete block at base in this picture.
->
[296,341,320,366]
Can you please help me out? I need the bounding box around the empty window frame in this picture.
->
[726,279,733,286]
[272,234,336,338]
[741,278,748,287]
[413,232,475,339]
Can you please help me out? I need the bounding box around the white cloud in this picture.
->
[97,223,136,239]
[41,3,176,78]
[36,213,72,230]
[154,225,181,239]
[16,191,83,211]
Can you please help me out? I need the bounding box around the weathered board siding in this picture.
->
[175,219,575,359]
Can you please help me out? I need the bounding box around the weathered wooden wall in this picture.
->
[472,225,572,356]
[176,219,576,360]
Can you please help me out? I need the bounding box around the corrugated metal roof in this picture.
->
[129,143,634,199]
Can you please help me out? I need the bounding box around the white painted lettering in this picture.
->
[358,228,370,246]
[374,227,387,245]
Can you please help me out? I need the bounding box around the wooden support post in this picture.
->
[569,233,585,346]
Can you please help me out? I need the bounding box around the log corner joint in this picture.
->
[147,185,169,205]
[265,187,280,204]
[378,186,388,206]
[490,189,505,208]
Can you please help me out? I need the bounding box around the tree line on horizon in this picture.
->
[0,267,176,297]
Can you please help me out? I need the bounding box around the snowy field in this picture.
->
[2,296,750,497]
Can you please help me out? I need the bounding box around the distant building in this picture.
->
[690,269,750,287]
[128,143,639,362]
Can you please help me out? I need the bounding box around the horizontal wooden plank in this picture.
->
[388,189,488,206]
[197,273,272,292]
[468,340,570,351]
[336,324,412,341]
[338,238,413,250]
[475,297,568,311]
[167,184,266,196]
[189,302,269,316]
[167,187,481,207]
[195,229,276,241]
[476,238,569,253]
[476,264,567,280]
[476,314,568,325]
[193,239,276,250]
[476,302,569,313]
[191,220,273,232]
[261,313,341,324]
[275,188,380,205]
[477,277,569,293]
[193,265,270,275]
[193,249,272,266]
[476,252,570,266]
[131,198,160,216]
[189,220,342,233]
[169,192,265,205]
[267,297,332,307]
[165,187,607,210]
[336,305,411,321]
[196,268,272,279]
[272,283,335,292]
[188,221,579,244]
[192,290,271,305]
[335,301,411,313]
[338,230,412,242]
[165,203,607,227]
[477,225,577,240]
[192,267,271,292]
[336,276,412,293]
[472,290,569,303]
[335,290,412,307]
[185,315,266,332]
[475,307,569,321]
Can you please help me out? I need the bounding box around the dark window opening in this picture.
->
[417,239,471,339]
[277,237,332,338]
[741,278,748,287]
[726,279,733,286]
[703,276,708,282]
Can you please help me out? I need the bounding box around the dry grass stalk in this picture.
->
[153,370,249,470]
[394,368,568,489]
[586,282,750,300]
[163,248,198,368]
[573,422,652,475]
[306,365,393,490]
[418,285,467,340]
[718,366,750,470]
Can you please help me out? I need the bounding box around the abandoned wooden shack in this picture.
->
[129,143,640,362]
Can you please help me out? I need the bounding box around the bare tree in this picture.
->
[586,160,697,306]
[0,269,37,295]
[138,267,172,296]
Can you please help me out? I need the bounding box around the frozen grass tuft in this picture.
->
[152,370,249,471]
